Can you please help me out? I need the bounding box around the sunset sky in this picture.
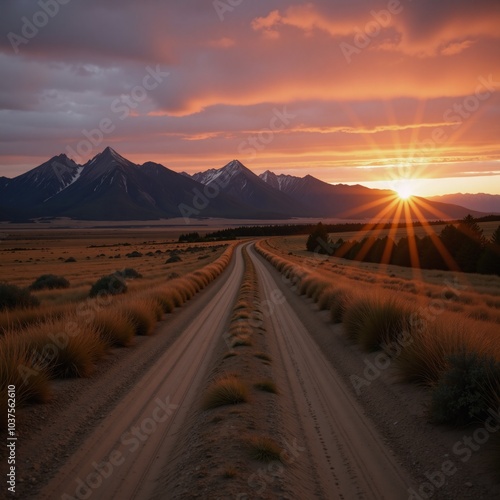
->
[1,0,499,196]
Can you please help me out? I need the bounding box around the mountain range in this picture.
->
[0,147,492,222]
[428,193,500,215]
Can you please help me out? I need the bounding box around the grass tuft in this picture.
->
[344,295,413,351]
[254,352,272,362]
[203,375,249,410]
[231,337,253,348]
[121,300,157,336]
[0,333,53,412]
[254,380,278,394]
[223,468,238,479]
[92,308,135,347]
[329,288,353,324]
[246,435,283,463]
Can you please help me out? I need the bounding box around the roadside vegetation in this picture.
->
[0,241,234,430]
[256,238,500,468]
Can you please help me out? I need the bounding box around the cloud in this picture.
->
[439,40,476,56]
[0,0,498,194]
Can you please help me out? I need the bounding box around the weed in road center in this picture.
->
[245,435,283,463]
[203,375,250,410]
[254,380,278,394]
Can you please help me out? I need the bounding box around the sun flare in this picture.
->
[395,181,414,200]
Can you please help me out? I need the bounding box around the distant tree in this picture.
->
[477,225,500,276]
[439,224,461,260]
[492,225,500,246]
[306,222,332,254]
[179,232,202,243]
[419,236,446,270]
[455,215,486,272]
[367,236,392,264]
[391,236,412,267]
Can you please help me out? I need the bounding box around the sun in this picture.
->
[395,181,414,200]
[397,186,413,200]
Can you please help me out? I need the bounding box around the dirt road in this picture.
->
[37,242,414,499]
[248,245,413,499]
[39,246,245,500]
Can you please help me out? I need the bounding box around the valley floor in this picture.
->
[2,242,498,499]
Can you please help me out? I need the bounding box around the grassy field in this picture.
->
[0,229,228,304]
[321,220,499,245]
[272,234,500,303]
[0,230,235,421]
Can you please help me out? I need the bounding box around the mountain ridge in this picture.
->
[0,148,492,221]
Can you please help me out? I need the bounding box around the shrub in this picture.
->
[0,283,39,311]
[430,352,500,426]
[29,274,70,291]
[115,268,143,279]
[203,376,249,409]
[126,251,143,258]
[246,436,283,462]
[89,274,127,298]
[149,290,175,313]
[166,255,182,264]
[317,286,335,310]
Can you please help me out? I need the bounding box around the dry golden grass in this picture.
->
[256,238,500,387]
[329,288,355,324]
[343,294,414,351]
[5,320,107,379]
[0,333,53,407]
[395,315,500,386]
[0,240,235,415]
[202,375,250,410]
[0,302,75,333]
[119,299,158,336]
[92,308,136,347]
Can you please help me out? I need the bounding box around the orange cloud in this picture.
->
[208,37,236,49]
